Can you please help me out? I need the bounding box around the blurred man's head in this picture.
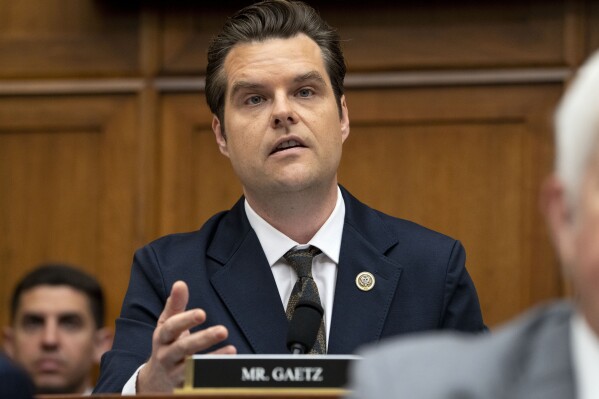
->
[543,51,599,335]
[3,264,112,394]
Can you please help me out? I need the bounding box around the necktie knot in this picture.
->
[283,246,322,278]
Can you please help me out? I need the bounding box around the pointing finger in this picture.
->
[158,281,189,325]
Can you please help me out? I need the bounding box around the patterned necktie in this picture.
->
[284,246,326,354]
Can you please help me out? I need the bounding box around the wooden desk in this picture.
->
[38,391,343,399]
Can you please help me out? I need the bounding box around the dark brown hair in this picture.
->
[205,0,346,128]
[10,264,105,329]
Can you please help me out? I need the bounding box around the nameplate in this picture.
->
[177,354,359,393]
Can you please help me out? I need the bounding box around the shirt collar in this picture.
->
[571,311,599,399]
[244,186,345,266]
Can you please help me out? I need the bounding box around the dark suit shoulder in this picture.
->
[341,186,459,258]
[375,209,457,244]
[146,210,229,249]
[0,354,34,399]
[144,197,252,266]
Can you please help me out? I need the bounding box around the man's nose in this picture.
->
[41,322,59,349]
[270,94,298,129]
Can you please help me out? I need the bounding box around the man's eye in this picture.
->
[21,318,44,331]
[60,316,83,331]
[297,88,314,98]
[246,95,264,105]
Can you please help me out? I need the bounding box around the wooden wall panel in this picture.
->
[159,94,241,236]
[158,1,567,74]
[0,0,140,78]
[337,85,563,326]
[159,7,234,75]
[0,95,140,328]
[326,1,566,70]
[341,120,528,322]
[0,0,592,338]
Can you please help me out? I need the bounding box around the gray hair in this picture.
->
[555,50,599,206]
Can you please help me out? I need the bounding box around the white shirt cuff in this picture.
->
[121,363,145,394]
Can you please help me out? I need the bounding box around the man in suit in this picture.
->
[0,353,35,399]
[94,0,485,393]
[348,50,599,399]
[3,264,112,395]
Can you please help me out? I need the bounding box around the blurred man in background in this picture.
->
[3,264,112,395]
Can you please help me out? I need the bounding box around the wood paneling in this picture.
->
[158,1,568,75]
[0,0,592,338]
[159,94,242,236]
[159,7,235,75]
[0,95,140,328]
[339,85,562,326]
[0,0,140,78]
[326,1,567,70]
[39,393,341,399]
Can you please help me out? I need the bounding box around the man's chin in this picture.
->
[35,377,82,395]
[36,385,69,395]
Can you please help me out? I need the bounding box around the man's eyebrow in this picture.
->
[230,71,328,98]
[230,81,265,98]
[20,313,44,320]
[295,71,327,85]
[58,312,84,319]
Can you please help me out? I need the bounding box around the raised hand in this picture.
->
[137,281,236,392]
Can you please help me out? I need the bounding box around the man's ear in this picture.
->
[212,115,229,157]
[339,95,350,143]
[3,326,15,358]
[92,327,113,364]
[541,175,575,264]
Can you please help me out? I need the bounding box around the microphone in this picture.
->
[286,299,324,354]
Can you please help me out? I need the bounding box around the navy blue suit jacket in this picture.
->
[0,353,35,399]
[94,187,484,392]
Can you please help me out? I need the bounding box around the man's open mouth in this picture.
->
[271,139,305,154]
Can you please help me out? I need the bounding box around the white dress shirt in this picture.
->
[122,187,345,393]
[571,312,599,399]
[244,185,344,342]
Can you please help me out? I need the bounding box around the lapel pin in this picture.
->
[355,271,375,291]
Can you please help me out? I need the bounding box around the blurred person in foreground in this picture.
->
[3,264,112,395]
[348,50,599,399]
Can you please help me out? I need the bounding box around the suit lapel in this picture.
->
[206,189,405,355]
[207,198,289,354]
[328,188,403,354]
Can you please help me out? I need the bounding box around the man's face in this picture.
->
[3,285,103,394]
[212,34,350,199]
[548,151,599,333]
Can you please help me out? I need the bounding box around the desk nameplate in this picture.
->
[178,354,359,394]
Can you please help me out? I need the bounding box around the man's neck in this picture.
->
[244,183,339,244]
